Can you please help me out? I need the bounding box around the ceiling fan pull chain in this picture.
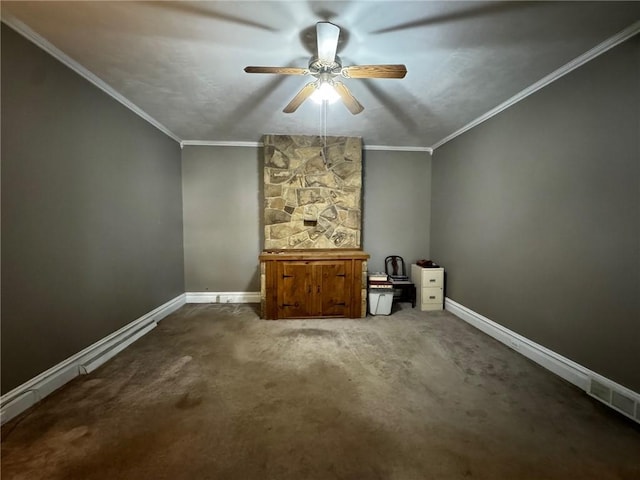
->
[324,100,327,145]
[321,100,328,163]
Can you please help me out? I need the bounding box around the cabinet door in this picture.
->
[317,261,351,317]
[278,262,313,318]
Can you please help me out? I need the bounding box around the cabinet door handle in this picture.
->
[317,285,321,293]
[429,296,436,299]
[429,279,436,283]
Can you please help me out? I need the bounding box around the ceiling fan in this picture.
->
[244,22,407,115]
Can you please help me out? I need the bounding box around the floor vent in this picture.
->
[611,390,635,417]
[588,378,638,424]
[589,379,611,403]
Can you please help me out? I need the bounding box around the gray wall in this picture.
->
[182,146,431,289]
[431,36,639,392]
[1,25,185,394]
[362,150,432,273]
[182,146,263,292]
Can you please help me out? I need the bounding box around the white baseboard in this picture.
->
[0,293,186,425]
[445,297,640,424]
[185,291,260,304]
[8,293,635,425]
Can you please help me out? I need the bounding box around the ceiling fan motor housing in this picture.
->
[308,56,342,76]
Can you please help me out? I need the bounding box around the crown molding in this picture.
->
[430,20,640,152]
[181,140,432,153]
[364,145,433,154]
[11,8,630,155]
[181,140,264,148]
[1,15,183,144]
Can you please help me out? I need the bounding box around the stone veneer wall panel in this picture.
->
[263,134,362,249]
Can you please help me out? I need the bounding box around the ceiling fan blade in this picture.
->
[244,66,309,75]
[283,82,317,113]
[316,22,340,64]
[342,64,407,79]
[333,82,364,115]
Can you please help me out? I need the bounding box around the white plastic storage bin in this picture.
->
[369,290,394,315]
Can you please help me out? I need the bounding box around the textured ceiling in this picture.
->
[2,1,639,149]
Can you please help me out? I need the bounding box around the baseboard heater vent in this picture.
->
[588,378,638,422]
[79,321,157,375]
[1,294,186,425]
[445,298,640,426]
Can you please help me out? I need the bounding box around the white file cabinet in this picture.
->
[411,264,444,311]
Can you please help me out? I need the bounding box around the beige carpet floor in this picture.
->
[2,303,639,479]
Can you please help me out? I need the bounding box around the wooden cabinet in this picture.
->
[260,250,369,319]
[411,264,445,311]
[279,260,349,317]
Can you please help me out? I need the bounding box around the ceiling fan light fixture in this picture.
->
[311,81,340,104]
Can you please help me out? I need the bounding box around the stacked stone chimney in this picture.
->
[263,134,362,249]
